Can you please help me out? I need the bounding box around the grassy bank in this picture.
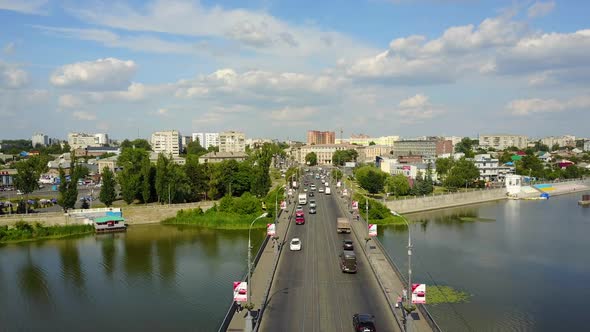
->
[162,207,272,229]
[353,193,407,225]
[0,222,94,244]
[426,285,471,305]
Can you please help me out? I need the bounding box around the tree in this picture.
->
[155,153,172,203]
[99,167,117,207]
[551,143,560,151]
[517,154,544,178]
[117,147,149,204]
[14,156,47,214]
[186,139,207,155]
[140,158,155,203]
[455,137,475,158]
[443,158,480,189]
[332,149,358,166]
[369,141,376,146]
[57,166,78,212]
[355,166,386,194]
[435,158,454,180]
[184,155,209,201]
[385,174,410,196]
[305,152,318,166]
[121,139,152,151]
[331,168,343,182]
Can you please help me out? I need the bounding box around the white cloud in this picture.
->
[192,112,224,125]
[72,111,97,120]
[343,15,527,84]
[527,1,555,18]
[0,61,28,88]
[34,26,199,55]
[507,95,590,116]
[0,0,47,15]
[58,94,84,109]
[3,42,15,55]
[157,108,169,116]
[387,94,444,124]
[50,57,137,90]
[270,106,317,122]
[66,0,376,61]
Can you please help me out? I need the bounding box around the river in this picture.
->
[379,191,590,332]
[0,225,265,332]
[1,193,589,331]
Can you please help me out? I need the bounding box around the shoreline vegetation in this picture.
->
[0,221,94,244]
[426,285,471,305]
[162,187,282,229]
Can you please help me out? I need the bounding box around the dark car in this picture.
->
[343,239,354,250]
[353,313,376,332]
[309,192,314,197]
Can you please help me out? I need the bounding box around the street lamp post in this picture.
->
[245,212,269,332]
[391,210,412,330]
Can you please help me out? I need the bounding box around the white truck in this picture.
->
[325,187,331,195]
[298,193,307,205]
[337,217,351,233]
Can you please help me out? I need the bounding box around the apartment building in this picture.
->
[391,139,452,158]
[540,135,576,148]
[296,144,357,165]
[198,151,248,164]
[192,132,220,149]
[32,133,49,147]
[68,132,102,150]
[151,130,181,156]
[219,131,245,152]
[94,133,109,145]
[479,134,528,150]
[584,140,590,152]
[307,130,335,145]
[356,145,391,163]
[346,134,400,146]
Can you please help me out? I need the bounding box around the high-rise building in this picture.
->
[192,132,220,150]
[32,133,49,147]
[219,131,245,152]
[68,132,101,150]
[307,130,335,145]
[151,130,181,156]
[94,133,109,145]
[479,134,528,150]
[540,135,576,149]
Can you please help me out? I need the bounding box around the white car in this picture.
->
[290,238,302,251]
[319,188,325,193]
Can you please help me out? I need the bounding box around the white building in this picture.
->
[192,132,220,150]
[151,130,181,157]
[478,134,528,150]
[540,135,576,149]
[473,154,514,182]
[295,144,357,165]
[344,134,400,146]
[94,133,109,145]
[219,131,245,152]
[584,140,590,152]
[68,132,101,150]
[32,133,49,147]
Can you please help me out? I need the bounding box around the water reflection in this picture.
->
[18,249,53,314]
[58,240,85,291]
[99,235,117,277]
[155,237,176,282]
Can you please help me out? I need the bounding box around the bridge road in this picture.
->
[259,177,400,332]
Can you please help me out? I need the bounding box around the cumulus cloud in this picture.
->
[384,94,444,124]
[0,61,28,88]
[527,1,555,18]
[50,57,137,90]
[72,111,97,120]
[0,0,48,15]
[342,15,527,84]
[507,95,590,116]
[270,106,317,122]
[58,94,84,109]
[156,108,169,116]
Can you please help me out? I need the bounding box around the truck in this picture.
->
[339,250,357,273]
[325,187,331,195]
[298,193,307,205]
[337,217,351,233]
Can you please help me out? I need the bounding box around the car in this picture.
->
[303,188,308,192]
[295,216,305,225]
[16,190,23,195]
[290,238,302,251]
[296,211,304,218]
[343,239,354,250]
[321,179,325,184]
[309,207,316,214]
[353,313,377,332]
[309,192,314,197]
[319,188,325,193]
[309,200,316,208]
[296,205,303,211]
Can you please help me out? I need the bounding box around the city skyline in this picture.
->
[1,1,590,140]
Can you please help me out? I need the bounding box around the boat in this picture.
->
[94,216,127,233]
[579,194,590,206]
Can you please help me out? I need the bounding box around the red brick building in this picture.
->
[307,130,335,145]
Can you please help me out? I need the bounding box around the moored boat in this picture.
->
[94,216,127,233]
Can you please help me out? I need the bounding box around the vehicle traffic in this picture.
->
[352,313,376,332]
[298,193,307,205]
[290,238,302,251]
[343,239,354,250]
[337,217,351,233]
[340,250,357,273]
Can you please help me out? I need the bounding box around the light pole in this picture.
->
[391,210,413,330]
[245,212,269,332]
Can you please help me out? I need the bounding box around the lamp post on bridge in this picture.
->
[245,212,269,332]
[391,209,413,331]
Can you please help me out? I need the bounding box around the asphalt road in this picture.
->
[259,176,400,332]
[0,186,101,211]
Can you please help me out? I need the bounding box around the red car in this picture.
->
[295,216,305,225]
[296,211,304,218]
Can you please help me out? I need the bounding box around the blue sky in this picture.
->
[1,0,589,141]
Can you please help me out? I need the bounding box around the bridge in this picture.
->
[221,169,440,332]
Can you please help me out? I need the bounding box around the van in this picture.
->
[339,251,357,273]
[298,193,307,205]
[325,187,331,195]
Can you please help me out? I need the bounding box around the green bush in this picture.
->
[353,193,405,225]
[0,222,94,243]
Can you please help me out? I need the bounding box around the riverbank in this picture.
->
[162,207,272,229]
[0,222,94,244]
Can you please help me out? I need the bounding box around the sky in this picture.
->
[1,0,589,141]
